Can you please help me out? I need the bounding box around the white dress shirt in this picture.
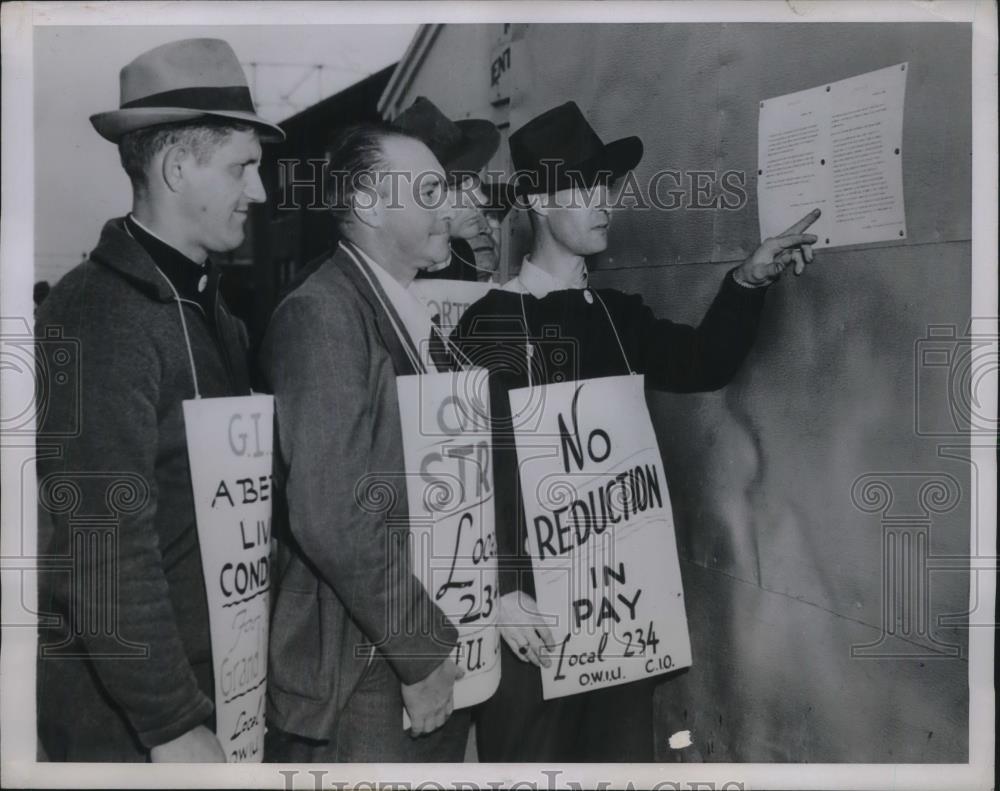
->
[345,243,444,373]
[502,255,589,298]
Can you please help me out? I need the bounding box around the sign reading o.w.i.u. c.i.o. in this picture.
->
[509,375,692,700]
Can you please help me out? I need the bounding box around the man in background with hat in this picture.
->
[274,98,509,301]
[35,38,283,762]
[395,96,511,282]
[453,101,820,761]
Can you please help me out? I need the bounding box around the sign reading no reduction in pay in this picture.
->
[509,375,692,699]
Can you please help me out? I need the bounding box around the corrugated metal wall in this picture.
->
[391,22,971,762]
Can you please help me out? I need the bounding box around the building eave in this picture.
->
[377,23,444,120]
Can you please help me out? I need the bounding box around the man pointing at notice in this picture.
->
[453,101,819,762]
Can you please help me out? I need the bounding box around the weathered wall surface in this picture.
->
[394,22,972,762]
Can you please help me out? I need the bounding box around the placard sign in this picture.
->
[396,370,500,709]
[508,375,692,699]
[408,279,493,330]
[183,395,274,762]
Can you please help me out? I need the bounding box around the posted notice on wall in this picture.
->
[758,62,908,248]
[183,395,274,762]
[408,279,494,330]
[397,370,500,710]
[508,375,692,700]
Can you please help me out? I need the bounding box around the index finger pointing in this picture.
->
[775,233,818,250]
[779,208,821,236]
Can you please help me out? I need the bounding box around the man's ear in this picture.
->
[160,144,191,194]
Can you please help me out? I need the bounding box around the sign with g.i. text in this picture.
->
[508,375,692,699]
[396,370,500,710]
[183,395,274,762]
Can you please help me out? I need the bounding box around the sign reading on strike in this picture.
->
[396,370,500,710]
[183,395,274,762]
[508,375,692,699]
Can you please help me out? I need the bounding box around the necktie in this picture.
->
[429,314,453,372]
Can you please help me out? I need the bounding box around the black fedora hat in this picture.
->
[509,101,643,197]
[393,97,501,181]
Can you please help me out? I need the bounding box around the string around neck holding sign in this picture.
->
[125,222,202,399]
[341,240,475,374]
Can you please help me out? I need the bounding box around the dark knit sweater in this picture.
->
[451,269,768,596]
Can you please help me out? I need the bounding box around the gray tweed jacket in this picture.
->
[259,243,458,741]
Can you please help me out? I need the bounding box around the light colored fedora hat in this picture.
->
[90,38,285,143]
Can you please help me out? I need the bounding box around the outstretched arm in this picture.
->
[639,209,820,392]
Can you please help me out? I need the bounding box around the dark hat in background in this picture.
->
[508,101,643,196]
[90,38,285,143]
[478,178,518,221]
[394,96,514,219]
[393,96,500,178]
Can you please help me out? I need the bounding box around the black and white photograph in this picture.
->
[0,2,995,789]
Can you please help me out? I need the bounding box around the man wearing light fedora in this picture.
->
[35,38,284,762]
[453,101,820,761]
[395,96,514,282]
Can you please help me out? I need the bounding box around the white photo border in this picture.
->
[2,2,995,789]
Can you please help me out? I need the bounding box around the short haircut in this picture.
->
[118,119,257,192]
[324,122,417,230]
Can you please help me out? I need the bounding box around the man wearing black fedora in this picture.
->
[395,96,513,282]
[35,38,284,762]
[453,101,819,761]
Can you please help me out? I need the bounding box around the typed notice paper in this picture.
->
[757,63,908,249]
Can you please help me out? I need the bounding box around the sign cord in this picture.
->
[123,223,202,399]
[340,241,427,374]
[592,289,636,375]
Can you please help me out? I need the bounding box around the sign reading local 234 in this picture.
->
[509,375,692,699]
[397,370,501,709]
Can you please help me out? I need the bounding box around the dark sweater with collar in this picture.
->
[35,217,251,761]
[451,269,768,596]
[123,214,218,324]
